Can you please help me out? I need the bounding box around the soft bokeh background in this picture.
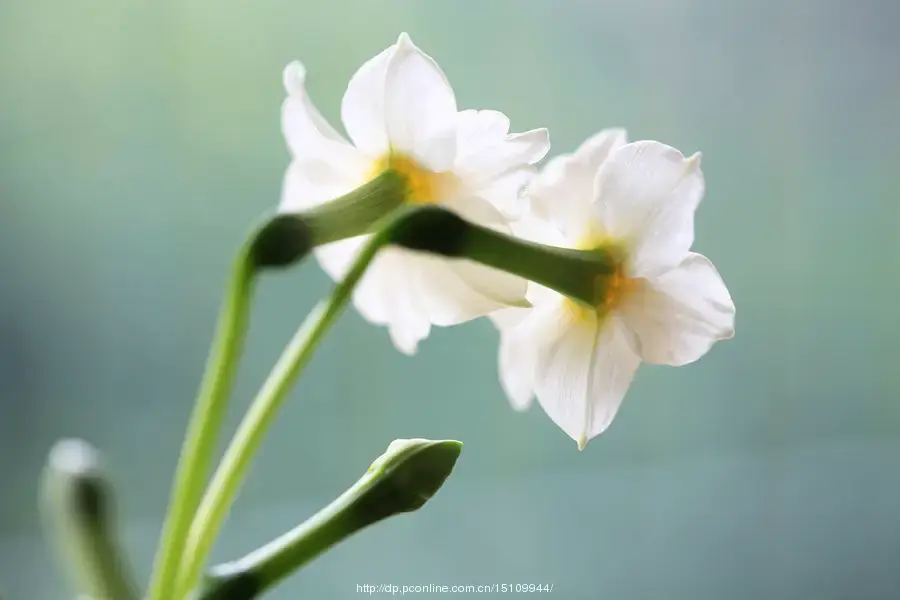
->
[2,0,899,598]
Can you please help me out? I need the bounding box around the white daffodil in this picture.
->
[279,32,550,354]
[491,129,735,449]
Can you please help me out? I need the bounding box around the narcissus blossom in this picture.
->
[279,32,549,354]
[491,129,735,449]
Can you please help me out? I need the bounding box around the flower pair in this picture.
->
[279,33,735,448]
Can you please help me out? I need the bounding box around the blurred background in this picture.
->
[2,0,899,598]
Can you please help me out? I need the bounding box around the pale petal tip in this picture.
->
[577,434,588,451]
[283,61,308,95]
[686,151,702,168]
[531,128,552,162]
[396,32,414,47]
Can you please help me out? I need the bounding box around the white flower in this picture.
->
[491,129,735,449]
[279,33,550,354]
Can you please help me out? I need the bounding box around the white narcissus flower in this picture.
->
[491,129,735,449]
[279,32,550,354]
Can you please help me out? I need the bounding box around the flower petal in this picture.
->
[383,33,458,171]
[282,62,368,172]
[407,194,531,326]
[476,166,533,219]
[457,127,550,186]
[413,255,528,327]
[343,245,433,354]
[341,45,394,158]
[456,109,510,158]
[527,128,627,241]
[376,253,433,355]
[621,252,735,366]
[279,158,363,214]
[592,140,704,277]
[494,307,543,411]
[489,306,530,331]
[533,309,641,448]
[508,212,571,248]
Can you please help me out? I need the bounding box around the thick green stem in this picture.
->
[301,170,407,245]
[146,248,256,600]
[173,207,427,598]
[391,208,618,306]
[147,210,316,600]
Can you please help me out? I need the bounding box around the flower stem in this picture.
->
[147,213,312,600]
[145,249,256,600]
[173,206,431,598]
[390,208,619,306]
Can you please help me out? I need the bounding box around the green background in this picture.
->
[2,0,898,598]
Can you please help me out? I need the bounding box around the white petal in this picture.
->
[448,193,513,230]
[573,128,629,175]
[383,33,458,171]
[493,298,570,412]
[457,127,550,186]
[347,246,433,354]
[312,235,366,279]
[379,254,433,355]
[456,109,510,158]
[282,62,368,173]
[495,310,540,411]
[489,306,530,331]
[621,252,735,366]
[533,309,641,448]
[279,158,362,213]
[508,213,571,248]
[476,166,533,219]
[592,141,704,277]
[310,233,400,330]
[413,255,528,326]
[404,193,531,327]
[341,45,394,157]
[527,128,627,241]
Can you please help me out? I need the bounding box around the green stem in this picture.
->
[197,439,463,600]
[390,208,619,306]
[149,171,404,600]
[302,169,407,246]
[146,249,256,600]
[173,208,419,598]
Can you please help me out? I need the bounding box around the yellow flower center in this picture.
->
[564,233,640,323]
[370,152,456,205]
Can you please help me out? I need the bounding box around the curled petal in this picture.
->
[282,62,368,173]
[457,127,550,186]
[383,33,458,171]
[622,252,735,366]
[592,141,704,277]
